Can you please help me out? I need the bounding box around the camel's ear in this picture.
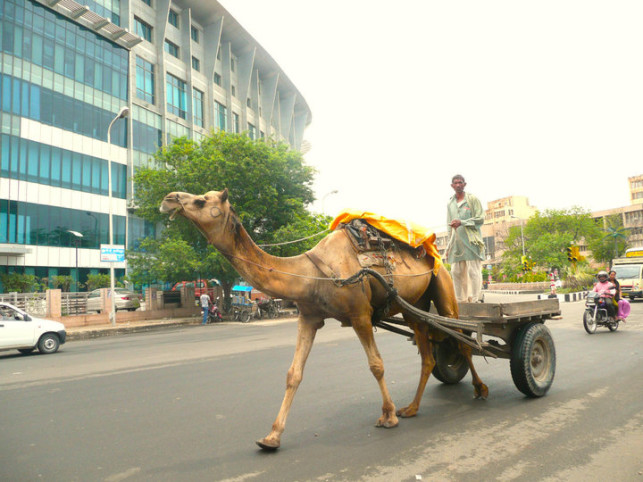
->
[220,188,229,203]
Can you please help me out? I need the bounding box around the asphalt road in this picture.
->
[1,294,642,481]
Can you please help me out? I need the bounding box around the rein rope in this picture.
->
[258,229,330,248]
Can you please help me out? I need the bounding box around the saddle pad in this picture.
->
[330,209,442,273]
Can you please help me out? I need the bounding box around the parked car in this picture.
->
[86,288,142,313]
[0,302,66,355]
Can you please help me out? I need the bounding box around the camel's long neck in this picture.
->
[211,223,311,300]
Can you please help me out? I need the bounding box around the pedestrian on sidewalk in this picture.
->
[200,292,212,325]
[446,174,485,303]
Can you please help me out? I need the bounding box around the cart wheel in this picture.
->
[242,310,252,323]
[432,339,469,385]
[583,311,597,334]
[510,322,556,398]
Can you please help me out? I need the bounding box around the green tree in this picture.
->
[588,214,629,263]
[501,207,602,279]
[51,275,73,292]
[0,273,39,293]
[130,131,318,303]
[85,274,111,291]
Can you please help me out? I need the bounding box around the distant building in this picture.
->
[629,174,643,205]
[0,0,311,291]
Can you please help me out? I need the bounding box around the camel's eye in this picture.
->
[194,198,206,208]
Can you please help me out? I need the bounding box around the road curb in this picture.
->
[537,291,588,302]
[67,320,201,341]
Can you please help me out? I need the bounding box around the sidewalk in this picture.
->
[66,310,300,341]
[66,316,203,341]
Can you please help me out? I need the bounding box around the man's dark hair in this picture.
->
[452,174,465,183]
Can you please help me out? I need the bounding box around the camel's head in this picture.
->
[160,189,236,239]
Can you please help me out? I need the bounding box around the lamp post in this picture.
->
[67,230,83,292]
[107,106,129,326]
[321,189,338,213]
[510,215,526,257]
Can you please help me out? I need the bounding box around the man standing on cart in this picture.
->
[447,174,485,303]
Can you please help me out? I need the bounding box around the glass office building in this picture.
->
[0,0,311,291]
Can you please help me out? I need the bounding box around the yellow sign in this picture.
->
[626,250,643,258]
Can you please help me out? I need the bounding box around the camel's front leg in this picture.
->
[353,319,398,428]
[256,317,321,451]
[396,323,435,418]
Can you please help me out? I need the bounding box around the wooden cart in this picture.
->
[376,298,561,398]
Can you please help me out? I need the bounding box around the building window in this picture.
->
[141,0,151,5]
[232,113,240,133]
[247,98,251,108]
[166,73,187,119]
[231,57,236,72]
[215,101,227,131]
[193,89,204,127]
[248,123,256,140]
[217,48,221,60]
[231,85,236,97]
[135,57,155,104]
[168,10,179,28]
[214,73,222,86]
[134,17,153,42]
[191,57,200,72]
[164,39,179,58]
[191,26,199,43]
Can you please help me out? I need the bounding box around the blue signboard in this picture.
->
[100,245,125,262]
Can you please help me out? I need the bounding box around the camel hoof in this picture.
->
[474,384,489,400]
[375,417,399,428]
[256,438,280,451]
[396,407,418,418]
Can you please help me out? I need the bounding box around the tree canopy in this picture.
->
[500,207,602,279]
[129,131,327,300]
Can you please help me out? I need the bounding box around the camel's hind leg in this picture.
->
[396,322,435,418]
[352,317,399,428]
[457,341,489,399]
[429,268,489,400]
[256,316,322,450]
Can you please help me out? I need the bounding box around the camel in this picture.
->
[160,188,488,450]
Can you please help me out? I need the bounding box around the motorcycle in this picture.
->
[207,303,223,323]
[583,291,619,334]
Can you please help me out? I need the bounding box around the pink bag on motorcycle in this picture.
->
[617,299,631,319]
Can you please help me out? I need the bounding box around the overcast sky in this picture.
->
[220,0,643,232]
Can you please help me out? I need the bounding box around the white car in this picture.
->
[0,302,66,355]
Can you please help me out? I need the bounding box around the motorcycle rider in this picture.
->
[592,270,617,320]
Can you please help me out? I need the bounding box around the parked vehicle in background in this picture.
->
[611,247,643,301]
[86,288,142,313]
[0,302,66,355]
[171,279,217,299]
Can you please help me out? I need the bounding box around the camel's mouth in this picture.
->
[160,196,184,220]
[168,207,182,220]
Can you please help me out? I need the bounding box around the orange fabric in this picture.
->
[330,210,442,273]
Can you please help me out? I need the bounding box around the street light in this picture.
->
[67,230,83,292]
[107,106,129,326]
[510,215,525,257]
[321,189,339,213]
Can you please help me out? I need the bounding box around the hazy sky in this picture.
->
[220,1,643,232]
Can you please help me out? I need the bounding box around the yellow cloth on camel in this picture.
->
[329,210,442,273]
